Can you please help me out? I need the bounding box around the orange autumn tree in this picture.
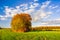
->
[11,13,32,32]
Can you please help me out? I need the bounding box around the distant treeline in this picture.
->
[32,26,60,31]
[1,26,60,31]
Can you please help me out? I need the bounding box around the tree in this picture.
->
[11,13,32,32]
[0,26,2,29]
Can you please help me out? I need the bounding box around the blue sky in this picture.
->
[0,0,60,28]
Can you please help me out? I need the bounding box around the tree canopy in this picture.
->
[11,13,32,32]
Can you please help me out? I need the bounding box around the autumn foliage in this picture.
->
[11,13,32,32]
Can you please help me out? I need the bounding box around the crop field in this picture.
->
[0,29,60,40]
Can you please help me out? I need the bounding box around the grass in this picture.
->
[0,29,60,40]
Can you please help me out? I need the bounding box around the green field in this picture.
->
[0,29,60,40]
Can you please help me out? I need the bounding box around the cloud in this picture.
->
[34,0,38,2]
[0,6,23,20]
[55,18,60,20]
[24,9,35,14]
[0,15,3,17]
[32,1,52,22]
[0,0,59,23]
[31,3,39,8]
[40,18,60,25]
[24,3,39,13]
[0,1,53,21]
[49,5,58,9]
[0,17,6,20]
[0,2,38,20]
[0,0,60,27]
[4,7,18,17]
[41,1,51,10]
[52,6,58,9]
[34,18,60,25]
[16,6,20,9]
[0,15,7,20]
[41,22,49,25]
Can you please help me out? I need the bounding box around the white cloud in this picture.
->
[0,2,37,20]
[29,3,39,9]
[49,5,58,9]
[0,15,3,17]
[32,1,52,22]
[40,18,60,25]
[24,9,35,14]
[29,5,34,9]
[34,0,38,2]
[0,0,59,24]
[33,18,60,25]
[0,6,23,20]
[52,6,58,9]
[0,15,7,20]
[41,1,51,10]
[0,0,60,27]
[20,4,28,10]
[40,13,47,18]
[0,17,6,20]
[33,16,38,21]
[1,1,52,21]
[54,18,60,21]
[41,22,49,25]
[47,12,52,14]
[16,6,20,9]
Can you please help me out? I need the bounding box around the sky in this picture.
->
[0,0,60,28]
